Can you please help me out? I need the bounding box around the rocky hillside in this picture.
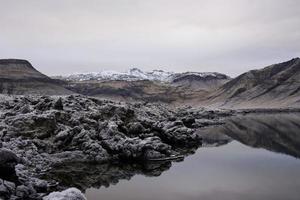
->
[0,59,72,95]
[0,59,49,80]
[64,80,209,104]
[206,58,300,108]
[171,72,230,91]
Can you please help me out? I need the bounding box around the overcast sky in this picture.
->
[0,0,299,77]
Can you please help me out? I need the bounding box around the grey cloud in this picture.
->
[0,0,299,76]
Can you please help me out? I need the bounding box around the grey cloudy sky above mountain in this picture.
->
[0,0,299,77]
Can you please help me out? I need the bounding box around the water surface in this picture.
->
[79,114,300,200]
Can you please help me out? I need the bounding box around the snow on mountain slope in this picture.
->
[59,68,228,83]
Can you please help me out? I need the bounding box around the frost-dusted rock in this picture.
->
[43,188,86,200]
[159,121,201,146]
[3,180,16,193]
[16,185,31,198]
[53,98,64,110]
[19,104,31,114]
[0,95,235,200]
[5,112,57,139]
[54,129,72,142]
[0,148,20,171]
[0,179,16,199]
[127,122,146,135]
[34,97,53,111]
[0,179,10,198]
[182,117,196,128]
[143,149,164,160]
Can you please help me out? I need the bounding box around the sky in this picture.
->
[0,0,299,77]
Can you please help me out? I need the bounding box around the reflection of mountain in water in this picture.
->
[44,161,173,192]
[216,114,300,158]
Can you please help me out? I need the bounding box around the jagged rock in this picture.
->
[43,188,86,200]
[53,98,64,110]
[16,185,31,198]
[182,117,196,128]
[19,104,31,114]
[143,149,164,160]
[0,95,233,199]
[0,148,20,171]
[0,179,16,199]
[0,179,10,198]
[54,129,72,142]
[127,122,146,135]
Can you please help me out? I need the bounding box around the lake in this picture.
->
[62,113,300,200]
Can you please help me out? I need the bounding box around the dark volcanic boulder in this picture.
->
[0,179,16,200]
[53,98,64,110]
[0,148,20,172]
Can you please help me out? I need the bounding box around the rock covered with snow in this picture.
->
[43,188,86,200]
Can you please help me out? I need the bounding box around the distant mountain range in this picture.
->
[0,58,299,108]
[54,68,230,103]
[55,68,230,83]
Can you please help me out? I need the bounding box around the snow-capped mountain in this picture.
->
[59,68,229,83]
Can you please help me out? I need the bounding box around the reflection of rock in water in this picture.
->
[196,129,233,147]
[217,114,300,158]
[43,161,172,192]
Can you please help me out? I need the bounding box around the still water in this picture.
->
[79,114,300,200]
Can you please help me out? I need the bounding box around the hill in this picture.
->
[206,58,300,108]
[0,59,72,95]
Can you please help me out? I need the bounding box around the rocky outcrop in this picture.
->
[0,95,232,199]
[43,188,86,200]
[0,148,21,174]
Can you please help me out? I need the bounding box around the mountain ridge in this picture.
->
[0,59,72,95]
[0,59,50,81]
[206,57,300,108]
[56,68,230,83]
